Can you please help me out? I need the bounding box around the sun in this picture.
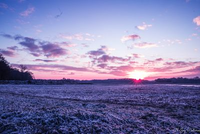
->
[128,70,148,80]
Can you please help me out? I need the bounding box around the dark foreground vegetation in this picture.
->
[155,77,200,84]
[0,54,34,80]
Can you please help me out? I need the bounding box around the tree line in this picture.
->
[0,54,34,80]
[155,77,200,84]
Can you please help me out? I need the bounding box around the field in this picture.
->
[0,84,200,134]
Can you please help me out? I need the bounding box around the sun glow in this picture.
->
[128,70,148,80]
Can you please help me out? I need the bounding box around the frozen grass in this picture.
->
[0,84,200,133]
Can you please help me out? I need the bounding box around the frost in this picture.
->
[0,84,200,133]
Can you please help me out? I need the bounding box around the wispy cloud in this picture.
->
[1,34,68,58]
[34,59,57,63]
[12,64,91,72]
[55,9,63,18]
[7,46,18,50]
[0,49,15,57]
[59,33,95,41]
[132,53,144,58]
[162,39,182,45]
[184,66,200,73]
[164,61,198,67]
[133,42,157,48]
[0,3,8,9]
[135,22,152,30]
[20,7,35,17]
[121,34,140,42]
[193,16,200,26]
[97,55,130,64]
[0,2,13,11]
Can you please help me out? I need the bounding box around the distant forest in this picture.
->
[0,54,34,80]
[155,77,200,84]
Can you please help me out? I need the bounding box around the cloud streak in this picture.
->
[0,49,15,57]
[133,42,157,48]
[20,7,35,17]
[136,23,152,30]
[12,64,91,72]
[97,55,129,64]
[121,35,140,42]
[59,33,95,41]
[0,3,8,9]
[34,59,57,62]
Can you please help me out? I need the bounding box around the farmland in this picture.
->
[0,84,200,133]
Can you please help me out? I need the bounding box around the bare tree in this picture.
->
[19,65,27,73]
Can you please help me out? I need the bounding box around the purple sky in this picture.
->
[0,0,200,80]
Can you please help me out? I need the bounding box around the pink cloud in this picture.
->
[134,42,157,48]
[136,22,152,30]
[115,65,134,72]
[20,7,35,17]
[193,16,200,26]
[132,53,144,58]
[185,66,200,73]
[155,58,163,61]
[0,49,15,57]
[59,33,94,41]
[109,71,126,76]
[10,58,200,80]
[33,71,118,80]
[121,34,140,42]
[164,61,198,68]
[97,63,107,68]
[12,64,91,73]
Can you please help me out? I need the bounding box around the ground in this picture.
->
[0,84,200,134]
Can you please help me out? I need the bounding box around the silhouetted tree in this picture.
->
[19,65,27,73]
[0,54,34,80]
[0,54,10,80]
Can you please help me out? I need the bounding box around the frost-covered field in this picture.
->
[0,84,200,134]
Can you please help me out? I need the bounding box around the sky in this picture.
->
[0,0,200,80]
